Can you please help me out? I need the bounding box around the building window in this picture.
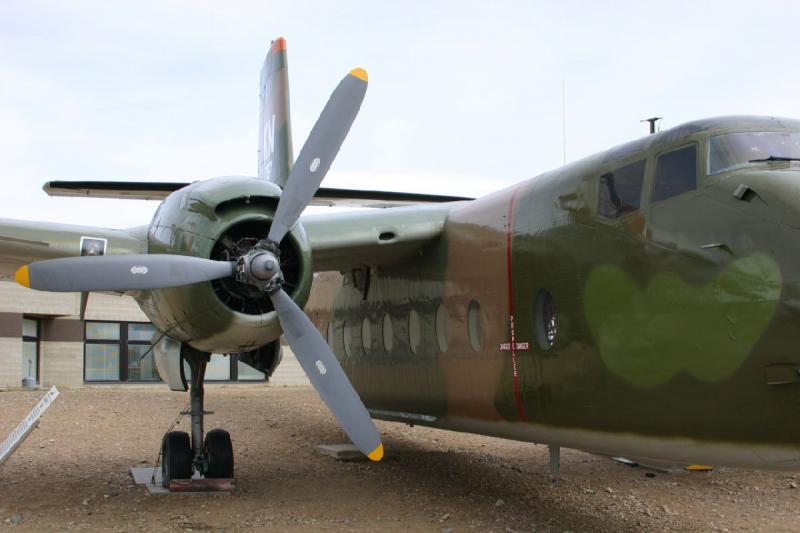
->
[85,321,157,382]
[22,317,39,383]
[236,359,265,381]
[84,321,265,383]
[184,354,230,381]
[127,323,159,381]
[182,354,266,382]
[85,322,122,381]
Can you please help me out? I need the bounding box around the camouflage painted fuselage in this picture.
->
[313,116,800,469]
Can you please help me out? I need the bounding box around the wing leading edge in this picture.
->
[43,180,472,207]
[0,219,148,279]
[302,202,458,272]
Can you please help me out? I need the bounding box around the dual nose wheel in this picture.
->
[160,428,234,488]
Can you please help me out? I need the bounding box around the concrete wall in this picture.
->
[84,292,149,322]
[40,341,84,388]
[0,281,78,316]
[0,281,148,321]
[0,337,22,388]
[269,347,309,386]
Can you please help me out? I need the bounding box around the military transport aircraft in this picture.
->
[4,36,800,486]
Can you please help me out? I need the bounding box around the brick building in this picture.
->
[0,281,308,389]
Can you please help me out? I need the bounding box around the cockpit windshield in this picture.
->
[708,131,800,175]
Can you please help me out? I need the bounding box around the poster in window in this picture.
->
[80,237,107,257]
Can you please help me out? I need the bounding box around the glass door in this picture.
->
[22,318,39,382]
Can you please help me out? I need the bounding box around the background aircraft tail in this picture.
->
[257,37,294,187]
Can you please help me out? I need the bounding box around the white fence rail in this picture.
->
[0,386,60,466]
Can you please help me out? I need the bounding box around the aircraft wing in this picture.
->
[43,180,472,207]
[0,219,148,279]
[0,201,457,279]
[302,202,457,271]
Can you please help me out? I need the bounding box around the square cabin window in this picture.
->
[598,159,646,218]
[652,144,697,202]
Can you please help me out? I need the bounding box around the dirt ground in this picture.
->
[1,387,800,532]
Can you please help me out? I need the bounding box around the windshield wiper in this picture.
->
[748,155,800,163]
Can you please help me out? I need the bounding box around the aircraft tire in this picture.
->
[204,428,234,479]
[161,431,193,488]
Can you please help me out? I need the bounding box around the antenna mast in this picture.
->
[641,116,662,135]
[562,80,566,165]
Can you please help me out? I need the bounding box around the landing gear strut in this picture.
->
[160,346,234,488]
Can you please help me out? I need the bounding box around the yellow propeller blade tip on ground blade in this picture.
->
[349,68,368,82]
[367,443,384,462]
[15,266,30,288]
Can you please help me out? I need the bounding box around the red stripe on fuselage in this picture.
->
[506,187,527,422]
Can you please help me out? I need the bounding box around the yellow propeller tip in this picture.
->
[349,68,368,83]
[686,464,714,471]
[271,37,287,52]
[367,443,383,462]
[15,265,30,288]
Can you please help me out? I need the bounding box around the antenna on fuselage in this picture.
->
[641,117,662,135]
[562,79,566,165]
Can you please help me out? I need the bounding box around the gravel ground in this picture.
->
[1,387,799,532]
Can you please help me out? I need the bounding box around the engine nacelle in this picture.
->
[135,176,313,354]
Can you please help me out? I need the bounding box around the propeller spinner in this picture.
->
[15,67,383,461]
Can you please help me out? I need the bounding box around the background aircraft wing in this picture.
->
[44,180,472,207]
[43,181,190,201]
[0,219,148,279]
[302,202,458,271]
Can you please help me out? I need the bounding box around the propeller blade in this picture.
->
[15,254,234,292]
[269,288,383,461]
[267,68,368,243]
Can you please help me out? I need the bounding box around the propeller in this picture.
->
[15,254,234,292]
[15,67,383,461]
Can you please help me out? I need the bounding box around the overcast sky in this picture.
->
[1,1,799,228]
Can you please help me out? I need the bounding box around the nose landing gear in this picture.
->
[160,346,234,489]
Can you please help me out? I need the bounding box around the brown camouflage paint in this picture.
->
[312,116,800,468]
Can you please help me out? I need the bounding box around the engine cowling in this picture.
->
[136,176,313,354]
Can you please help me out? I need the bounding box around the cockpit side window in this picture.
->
[598,159,646,219]
[652,144,697,202]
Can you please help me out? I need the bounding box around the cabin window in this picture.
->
[361,318,372,354]
[343,321,352,357]
[382,313,393,354]
[652,144,697,202]
[534,290,557,350]
[435,304,449,353]
[598,159,646,218]
[408,309,421,354]
[467,300,483,352]
[708,131,800,175]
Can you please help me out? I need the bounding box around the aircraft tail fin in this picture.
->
[258,37,294,187]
